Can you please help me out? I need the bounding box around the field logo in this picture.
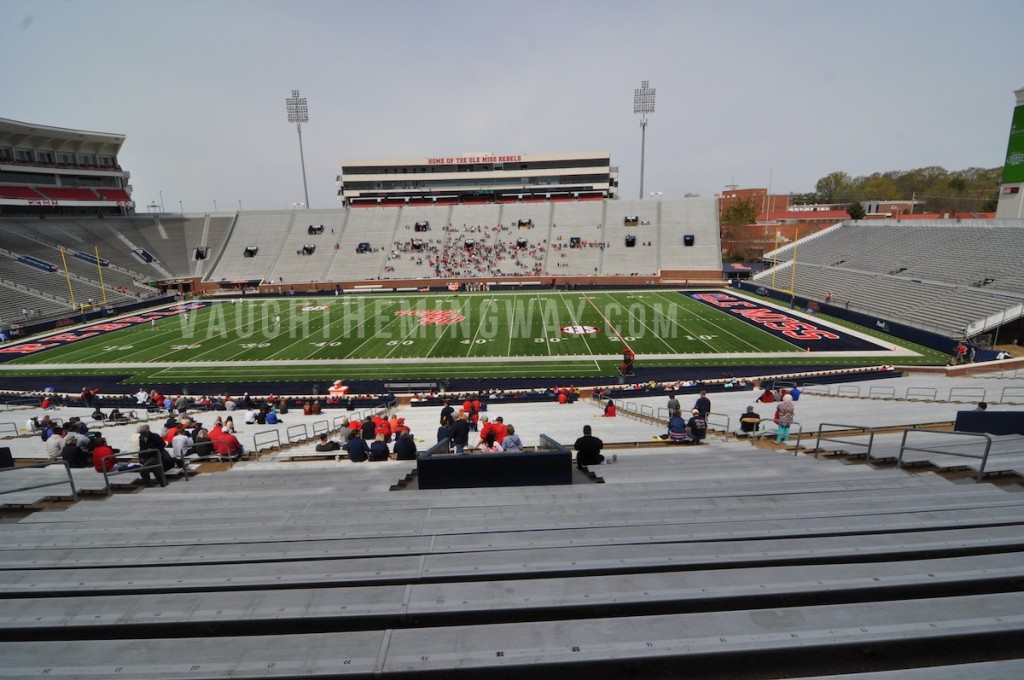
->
[395,309,465,325]
[301,305,330,312]
[560,324,601,335]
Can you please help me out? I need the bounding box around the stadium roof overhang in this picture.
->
[0,117,125,154]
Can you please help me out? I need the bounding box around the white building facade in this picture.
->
[337,151,618,206]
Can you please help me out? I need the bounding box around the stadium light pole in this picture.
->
[286,89,310,210]
[633,80,656,200]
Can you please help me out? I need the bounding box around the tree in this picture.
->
[789,192,819,205]
[721,200,758,225]
[846,202,866,220]
[815,171,851,202]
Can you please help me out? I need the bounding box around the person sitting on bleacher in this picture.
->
[136,424,174,484]
[684,409,707,444]
[171,427,194,462]
[190,429,215,458]
[315,433,341,452]
[501,424,523,452]
[739,406,761,436]
[394,430,417,460]
[343,430,370,462]
[92,435,130,473]
[666,411,687,443]
[212,427,244,459]
[368,434,390,461]
[44,425,66,461]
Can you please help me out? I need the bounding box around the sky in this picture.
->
[2,0,1022,213]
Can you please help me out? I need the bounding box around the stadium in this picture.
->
[2,84,1024,680]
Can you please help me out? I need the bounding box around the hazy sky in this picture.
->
[2,0,1022,212]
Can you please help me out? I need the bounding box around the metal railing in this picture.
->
[0,460,78,502]
[813,423,875,460]
[898,429,994,483]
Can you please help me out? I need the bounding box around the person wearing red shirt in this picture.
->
[491,417,508,443]
[212,429,244,458]
[91,435,123,473]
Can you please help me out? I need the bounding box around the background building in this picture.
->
[0,118,133,217]
[337,151,618,206]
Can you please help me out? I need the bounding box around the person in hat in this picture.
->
[685,409,707,444]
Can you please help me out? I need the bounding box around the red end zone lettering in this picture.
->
[0,343,59,354]
[689,291,849,347]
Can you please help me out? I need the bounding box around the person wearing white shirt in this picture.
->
[243,408,259,425]
[44,427,66,460]
[171,431,194,460]
[136,388,149,406]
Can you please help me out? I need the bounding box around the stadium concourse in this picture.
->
[2,369,1024,678]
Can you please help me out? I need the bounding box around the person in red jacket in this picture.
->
[603,399,617,417]
[91,435,126,472]
[212,429,244,458]
[491,416,508,442]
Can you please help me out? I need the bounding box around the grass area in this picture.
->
[1,290,941,384]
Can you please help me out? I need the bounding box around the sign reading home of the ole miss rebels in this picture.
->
[426,154,524,165]
[689,292,880,351]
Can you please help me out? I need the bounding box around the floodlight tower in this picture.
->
[633,79,656,199]
[286,89,310,209]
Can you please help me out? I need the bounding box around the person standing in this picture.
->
[448,412,471,454]
[666,393,680,415]
[574,425,605,469]
[693,391,711,418]
[774,394,795,443]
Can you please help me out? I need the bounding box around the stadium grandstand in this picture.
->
[0,118,133,218]
[749,218,1024,344]
[4,108,1024,679]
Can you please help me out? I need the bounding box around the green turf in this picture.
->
[1,290,943,383]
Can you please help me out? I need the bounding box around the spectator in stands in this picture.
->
[175,395,189,414]
[491,416,507,443]
[91,406,106,422]
[265,408,280,425]
[91,435,128,473]
[135,388,149,406]
[996,350,1012,360]
[394,431,417,460]
[44,425,66,461]
[666,411,687,443]
[137,424,172,485]
[694,391,711,418]
[684,409,707,444]
[223,416,236,434]
[315,433,341,452]
[191,429,215,458]
[666,393,680,415]
[171,427,194,462]
[774,395,795,443]
[501,424,523,452]
[343,430,370,463]
[440,399,454,423]
[448,411,471,454]
[603,399,617,417]
[224,396,237,411]
[755,388,775,403]
[212,427,244,459]
[574,425,605,469]
[739,406,761,435]
[479,430,502,453]
[244,407,259,425]
[437,415,452,444]
[975,402,988,411]
[369,435,390,461]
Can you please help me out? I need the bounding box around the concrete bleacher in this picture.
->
[321,208,398,281]
[759,219,1024,337]
[2,371,1024,675]
[208,211,296,281]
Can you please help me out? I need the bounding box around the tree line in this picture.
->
[799,166,1002,215]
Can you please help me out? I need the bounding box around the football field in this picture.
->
[0,290,931,383]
